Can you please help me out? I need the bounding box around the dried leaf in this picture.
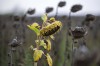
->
[40,40,47,49]
[35,40,47,49]
[49,17,55,22]
[30,45,34,50]
[46,40,51,51]
[33,49,43,62]
[46,53,52,66]
[50,35,55,40]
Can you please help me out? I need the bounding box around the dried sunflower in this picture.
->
[27,8,35,15]
[58,1,66,7]
[71,27,86,39]
[71,4,82,13]
[85,14,95,22]
[40,21,62,36]
[46,7,53,13]
[82,14,95,26]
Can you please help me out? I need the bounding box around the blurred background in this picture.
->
[0,0,100,66]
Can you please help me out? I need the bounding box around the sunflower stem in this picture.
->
[55,6,59,19]
[34,62,37,66]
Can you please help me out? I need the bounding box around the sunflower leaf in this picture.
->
[27,25,40,35]
[41,14,48,22]
[33,49,43,62]
[46,53,52,66]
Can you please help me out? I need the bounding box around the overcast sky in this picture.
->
[0,0,100,16]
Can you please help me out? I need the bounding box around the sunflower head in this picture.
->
[40,21,62,36]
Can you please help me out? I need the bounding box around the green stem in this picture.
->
[68,11,72,29]
[71,39,74,66]
[68,11,74,66]
[10,47,13,66]
[34,36,41,66]
[34,62,37,66]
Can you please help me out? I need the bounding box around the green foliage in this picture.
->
[41,14,48,22]
[33,49,43,62]
[27,23,40,35]
[46,53,53,66]
[24,49,33,66]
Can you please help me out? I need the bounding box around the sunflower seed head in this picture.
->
[9,37,20,47]
[71,4,82,13]
[85,14,96,22]
[13,16,20,21]
[46,7,53,13]
[82,14,96,26]
[58,1,66,7]
[27,8,35,15]
[71,26,86,39]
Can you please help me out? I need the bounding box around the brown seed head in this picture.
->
[27,8,35,15]
[71,27,86,39]
[71,4,82,13]
[13,16,20,21]
[85,14,95,22]
[58,1,66,7]
[40,21,62,36]
[82,14,96,26]
[46,7,53,13]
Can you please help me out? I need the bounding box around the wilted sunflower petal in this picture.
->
[46,40,51,51]
[50,35,55,40]
[44,40,51,51]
